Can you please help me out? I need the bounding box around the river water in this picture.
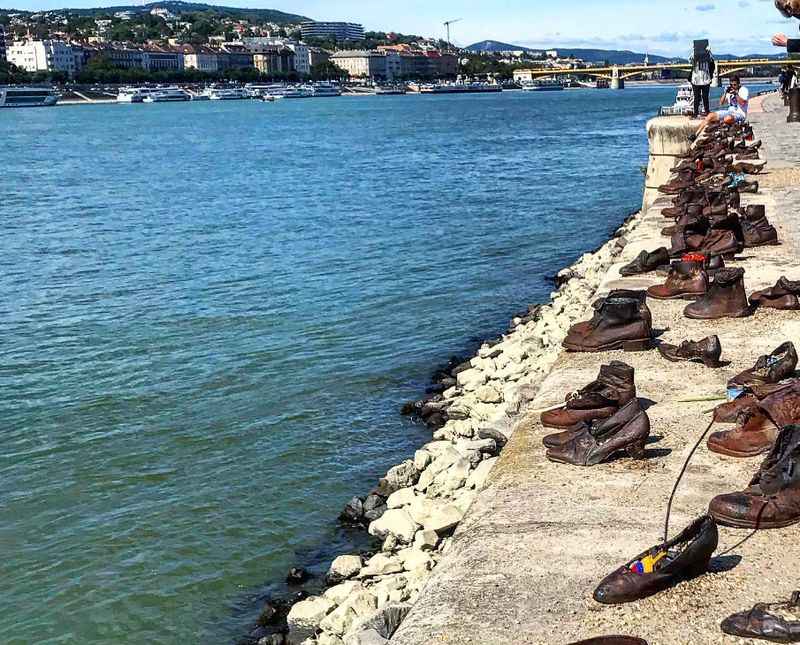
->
[3,86,679,643]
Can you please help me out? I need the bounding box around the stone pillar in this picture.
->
[642,117,698,211]
[610,66,624,90]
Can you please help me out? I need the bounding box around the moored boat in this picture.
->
[0,85,59,107]
[521,78,564,92]
[143,87,192,103]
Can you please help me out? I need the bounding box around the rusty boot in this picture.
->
[684,268,752,319]
[562,297,653,353]
[647,261,708,300]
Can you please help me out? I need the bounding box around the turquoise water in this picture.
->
[3,87,673,643]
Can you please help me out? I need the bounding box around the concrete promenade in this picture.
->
[391,93,800,644]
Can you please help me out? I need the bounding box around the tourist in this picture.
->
[694,76,749,137]
[689,43,715,117]
[772,0,800,46]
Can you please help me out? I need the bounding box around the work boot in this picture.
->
[742,216,779,248]
[593,516,718,605]
[729,342,798,389]
[619,248,670,277]
[567,290,651,338]
[684,268,752,319]
[647,261,708,300]
[709,381,800,457]
[709,424,800,529]
[658,335,723,368]
[562,297,653,353]
[750,277,800,310]
[696,229,742,259]
[541,362,636,430]
[707,408,780,458]
[545,400,650,466]
[721,591,800,642]
[714,381,800,423]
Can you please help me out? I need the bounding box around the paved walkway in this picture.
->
[391,94,800,645]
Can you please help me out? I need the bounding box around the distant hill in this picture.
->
[0,1,309,23]
[465,40,787,64]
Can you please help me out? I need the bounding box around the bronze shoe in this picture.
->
[751,278,800,311]
[709,425,800,529]
[541,362,636,430]
[721,591,800,642]
[562,297,653,353]
[729,342,798,389]
[707,408,779,458]
[684,268,752,320]
[714,381,800,423]
[593,516,718,605]
[620,248,670,277]
[658,335,723,368]
[647,261,708,300]
[545,400,650,466]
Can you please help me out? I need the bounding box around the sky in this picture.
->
[8,0,799,56]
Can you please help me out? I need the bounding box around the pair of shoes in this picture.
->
[721,591,800,641]
[541,362,636,429]
[543,400,650,466]
[709,424,800,529]
[562,291,653,353]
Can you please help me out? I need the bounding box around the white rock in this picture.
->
[456,368,486,391]
[475,385,503,404]
[413,449,432,471]
[386,487,416,509]
[367,508,418,544]
[377,460,417,495]
[402,549,433,572]
[407,496,438,526]
[287,597,336,645]
[423,503,465,534]
[453,489,477,514]
[427,457,471,497]
[324,581,362,605]
[319,591,377,636]
[466,457,498,490]
[343,630,387,645]
[318,634,345,645]
[328,555,363,582]
[358,553,404,578]
[413,529,440,551]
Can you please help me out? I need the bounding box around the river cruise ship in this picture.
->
[521,79,565,92]
[205,87,250,100]
[0,86,59,107]
[143,88,192,102]
[117,87,154,103]
[312,82,342,97]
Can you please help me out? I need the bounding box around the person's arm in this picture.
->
[774,33,789,47]
[719,90,729,107]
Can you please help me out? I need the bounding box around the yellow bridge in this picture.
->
[515,59,782,88]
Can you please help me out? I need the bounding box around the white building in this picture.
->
[7,40,77,76]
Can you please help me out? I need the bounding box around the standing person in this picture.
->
[772,0,800,45]
[689,42,715,117]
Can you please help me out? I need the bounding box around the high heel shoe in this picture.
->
[545,400,650,466]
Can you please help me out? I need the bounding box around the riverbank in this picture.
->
[387,93,800,644]
[258,165,654,643]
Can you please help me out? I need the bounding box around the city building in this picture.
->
[177,44,218,72]
[217,43,254,71]
[7,40,77,76]
[330,49,389,80]
[251,45,295,75]
[300,21,364,42]
[150,7,177,20]
[242,37,309,75]
[143,44,183,71]
[308,47,330,68]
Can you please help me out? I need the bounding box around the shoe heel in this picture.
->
[626,439,647,460]
[622,339,652,352]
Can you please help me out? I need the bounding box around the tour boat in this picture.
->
[411,82,502,94]
[375,85,407,95]
[117,87,154,103]
[0,86,59,107]
[521,79,564,92]
[659,84,694,116]
[312,82,342,97]
[143,88,192,103]
[281,86,313,99]
[204,87,250,100]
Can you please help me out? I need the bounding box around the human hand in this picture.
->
[773,33,789,47]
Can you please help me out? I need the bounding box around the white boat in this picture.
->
[521,79,564,92]
[117,87,154,103]
[0,86,59,107]
[312,82,342,97]
[375,85,407,95]
[411,82,502,94]
[281,86,313,99]
[204,87,250,100]
[143,87,192,103]
[659,84,694,116]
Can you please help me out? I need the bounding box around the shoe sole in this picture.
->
[562,338,652,353]
[684,308,753,320]
[647,292,705,301]
[707,441,771,458]
[710,512,800,530]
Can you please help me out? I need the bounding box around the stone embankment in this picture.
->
[261,194,649,645]
[386,93,800,644]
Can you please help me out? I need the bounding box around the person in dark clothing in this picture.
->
[689,44,715,117]
[772,0,800,45]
